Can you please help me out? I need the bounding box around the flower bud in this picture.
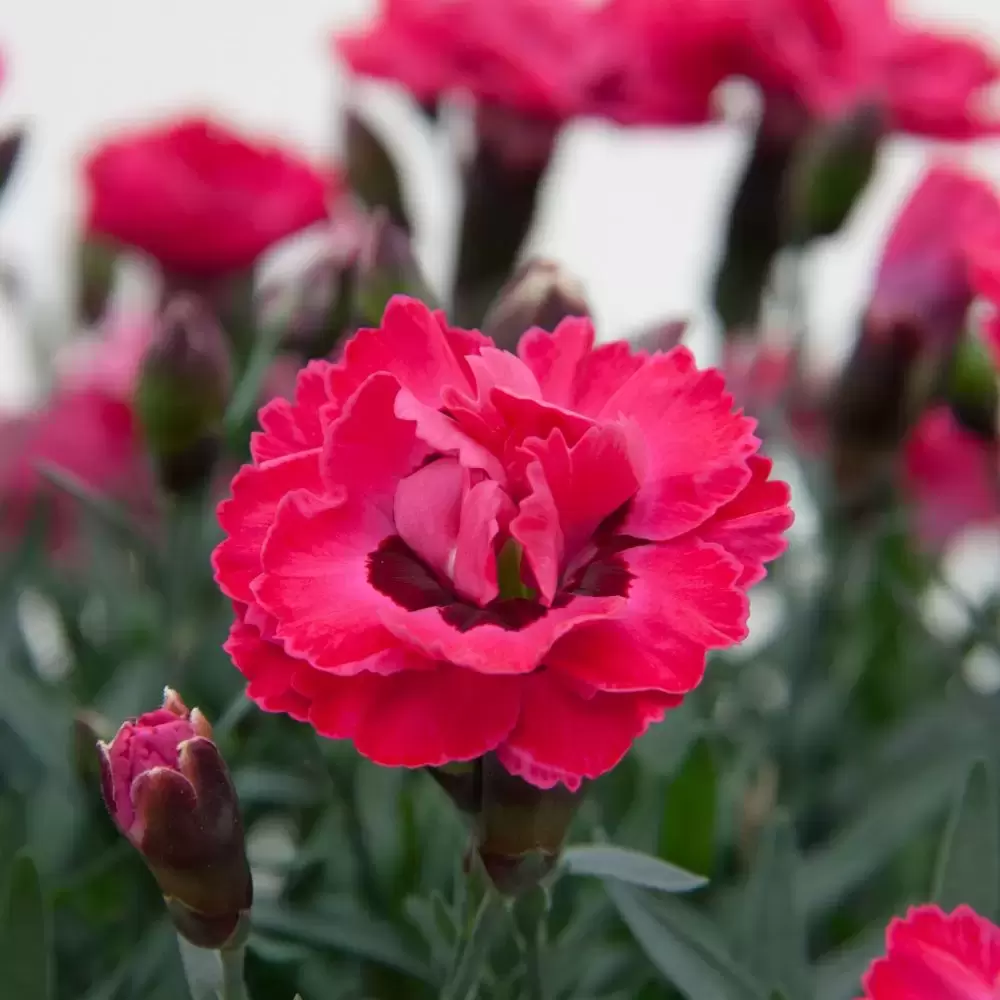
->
[946,328,999,440]
[828,315,943,515]
[259,215,364,360]
[135,294,232,496]
[482,258,590,352]
[355,209,436,327]
[97,689,252,949]
[345,110,410,234]
[828,167,1000,514]
[783,103,884,245]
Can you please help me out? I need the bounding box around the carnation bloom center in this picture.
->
[367,451,637,633]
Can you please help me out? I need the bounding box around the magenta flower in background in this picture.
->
[589,0,1000,139]
[84,117,335,278]
[0,312,156,553]
[744,0,1000,138]
[903,408,999,550]
[214,297,792,790]
[334,0,605,125]
[867,165,1000,347]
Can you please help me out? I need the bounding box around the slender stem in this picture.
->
[512,887,549,1000]
[177,936,248,1000]
[220,944,249,1000]
[521,918,546,1000]
[440,892,501,1000]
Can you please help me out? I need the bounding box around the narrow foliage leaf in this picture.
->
[562,845,708,893]
[933,759,1000,920]
[1,852,52,1000]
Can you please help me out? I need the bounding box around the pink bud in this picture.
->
[98,689,251,948]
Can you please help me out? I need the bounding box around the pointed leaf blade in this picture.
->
[608,882,766,1000]
[933,759,1000,920]
[0,852,52,1000]
[562,845,708,893]
[738,814,810,999]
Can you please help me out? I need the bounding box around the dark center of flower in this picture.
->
[367,534,633,633]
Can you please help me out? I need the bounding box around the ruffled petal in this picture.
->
[251,360,335,463]
[320,371,429,509]
[394,459,466,583]
[695,455,793,587]
[497,671,679,790]
[213,449,323,603]
[379,591,624,676]
[517,316,595,408]
[509,459,564,605]
[600,347,759,541]
[395,388,507,482]
[520,424,642,558]
[224,616,312,721]
[860,904,1000,999]
[253,490,406,670]
[547,539,748,694]
[294,661,522,767]
[328,297,478,409]
[573,341,649,416]
[453,479,514,606]
[254,373,430,670]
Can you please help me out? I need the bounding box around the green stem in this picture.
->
[512,888,549,1000]
[177,936,248,1000]
[220,944,249,1000]
[522,920,545,1000]
[441,892,505,1000]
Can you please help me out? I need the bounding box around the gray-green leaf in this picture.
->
[933,758,999,920]
[0,852,52,1000]
[738,814,810,999]
[608,882,766,1000]
[562,844,708,893]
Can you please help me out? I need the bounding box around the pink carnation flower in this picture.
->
[858,904,1000,999]
[744,0,1000,138]
[213,297,792,789]
[84,117,335,278]
[903,408,999,550]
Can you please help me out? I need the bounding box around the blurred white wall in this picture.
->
[0,0,999,406]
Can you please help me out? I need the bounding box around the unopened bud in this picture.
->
[135,295,232,496]
[784,103,884,245]
[829,315,946,515]
[946,328,1000,440]
[828,167,1000,514]
[482,258,590,352]
[76,238,120,326]
[0,127,25,201]
[355,209,436,326]
[97,689,252,948]
[345,111,410,234]
[260,216,363,360]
